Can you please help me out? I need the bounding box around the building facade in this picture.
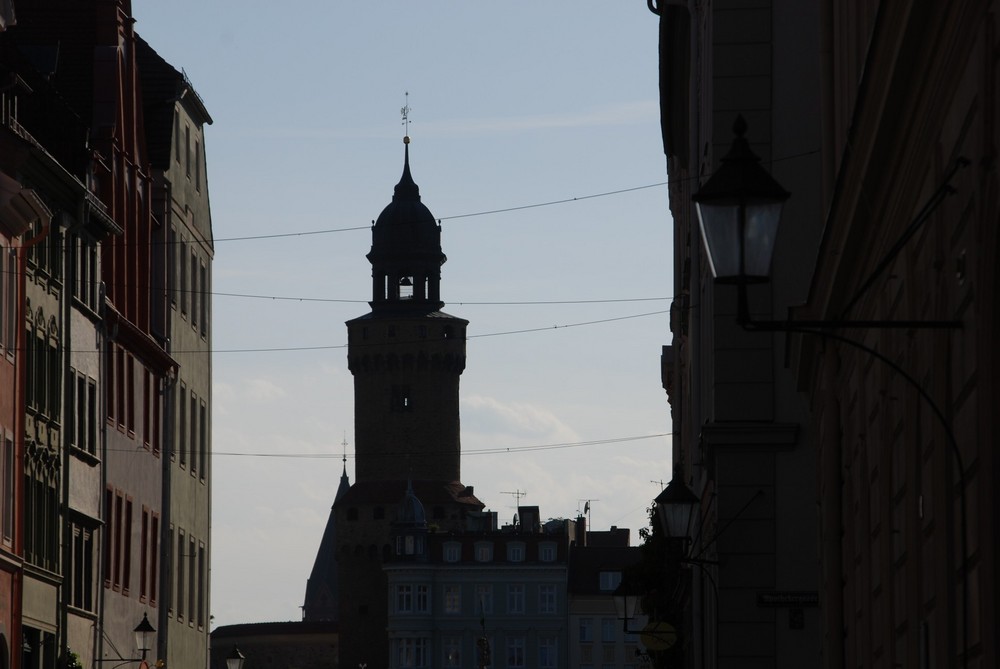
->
[567,545,644,669]
[0,2,214,667]
[137,35,214,669]
[792,2,1000,667]
[657,1,998,668]
[656,1,824,666]
[384,499,571,669]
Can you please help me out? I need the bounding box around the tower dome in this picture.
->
[396,480,427,528]
[366,138,446,312]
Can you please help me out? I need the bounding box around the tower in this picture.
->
[335,136,483,669]
[346,136,468,483]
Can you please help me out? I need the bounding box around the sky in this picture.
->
[131,2,673,627]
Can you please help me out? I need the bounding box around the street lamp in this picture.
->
[692,115,789,286]
[612,580,678,652]
[612,582,641,633]
[227,646,247,669]
[133,613,155,661]
[653,469,699,545]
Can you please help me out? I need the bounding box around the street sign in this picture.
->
[641,621,678,651]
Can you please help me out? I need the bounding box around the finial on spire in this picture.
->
[401,91,412,144]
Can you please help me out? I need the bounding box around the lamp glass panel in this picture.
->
[695,201,741,279]
[135,628,150,654]
[743,201,784,278]
[658,499,696,539]
[613,592,626,620]
[227,657,245,669]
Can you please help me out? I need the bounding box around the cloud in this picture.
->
[461,394,578,441]
[243,378,288,402]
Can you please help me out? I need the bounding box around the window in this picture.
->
[391,385,412,412]
[69,521,95,611]
[188,535,196,624]
[190,252,199,330]
[475,584,492,615]
[395,638,428,669]
[123,499,133,593]
[0,245,7,353]
[599,570,622,592]
[601,618,616,643]
[443,636,461,668]
[474,541,493,562]
[199,262,208,336]
[126,355,135,433]
[194,140,201,191]
[507,542,525,562]
[443,542,460,562]
[507,584,525,614]
[68,372,98,455]
[539,542,556,562]
[415,584,430,613]
[199,400,207,478]
[179,239,188,316]
[396,584,413,613]
[443,585,461,614]
[506,636,525,668]
[580,617,594,642]
[174,112,181,163]
[74,234,99,311]
[185,124,191,177]
[150,515,159,605]
[538,584,557,614]
[176,529,186,620]
[140,508,149,599]
[399,275,414,299]
[178,383,187,467]
[538,636,558,668]
[1,435,12,543]
[198,543,206,627]
[189,391,198,477]
[142,371,151,448]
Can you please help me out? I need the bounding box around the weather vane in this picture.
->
[401,91,411,143]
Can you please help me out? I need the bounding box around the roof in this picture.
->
[567,545,642,594]
[212,620,338,638]
[301,463,351,621]
[336,479,484,510]
[135,35,212,170]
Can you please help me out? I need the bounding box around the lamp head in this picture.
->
[133,612,155,657]
[226,646,247,669]
[692,115,790,283]
[612,580,640,623]
[654,470,700,541]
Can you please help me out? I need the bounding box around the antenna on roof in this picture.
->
[500,489,527,508]
[578,499,599,530]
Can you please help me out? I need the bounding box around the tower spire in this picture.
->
[401,91,412,143]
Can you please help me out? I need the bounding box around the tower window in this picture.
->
[399,275,414,300]
[392,385,412,412]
